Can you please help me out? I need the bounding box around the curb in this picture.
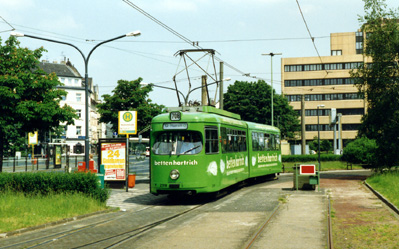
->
[364,181,399,216]
[0,207,119,239]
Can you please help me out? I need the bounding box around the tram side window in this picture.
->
[221,127,247,153]
[252,132,281,151]
[205,126,219,154]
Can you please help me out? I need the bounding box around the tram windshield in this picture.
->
[153,131,203,155]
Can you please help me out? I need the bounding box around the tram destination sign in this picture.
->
[163,122,188,130]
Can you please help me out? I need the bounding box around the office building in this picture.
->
[281,32,368,152]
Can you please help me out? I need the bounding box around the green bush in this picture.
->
[282,154,342,162]
[0,172,109,203]
[342,137,377,166]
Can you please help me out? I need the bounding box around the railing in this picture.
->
[2,155,85,173]
[1,154,149,174]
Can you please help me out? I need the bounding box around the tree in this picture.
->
[223,80,300,139]
[97,78,164,137]
[350,0,399,168]
[321,140,332,154]
[0,36,77,172]
[342,137,378,167]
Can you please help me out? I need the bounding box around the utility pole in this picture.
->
[262,52,282,126]
[219,62,224,109]
[301,94,306,155]
[201,75,207,106]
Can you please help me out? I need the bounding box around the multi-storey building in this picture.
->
[39,60,105,154]
[281,32,368,152]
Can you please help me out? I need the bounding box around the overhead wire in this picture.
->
[295,0,329,76]
[0,16,15,33]
[122,0,259,80]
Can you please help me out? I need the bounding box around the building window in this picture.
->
[74,79,79,85]
[76,109,81,118]
[331,50,342,56]
[76,126,82,135]
[61,95,66,101]
[76,93,82,102]
[356,32,363,54]
[288,93,363,102]
[60,78,65,83]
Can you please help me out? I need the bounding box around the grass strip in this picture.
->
[366,170,399,208]
[0,191,109,233]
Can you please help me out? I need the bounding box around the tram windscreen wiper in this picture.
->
[182,145,200,154]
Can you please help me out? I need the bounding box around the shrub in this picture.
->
[282,154,342,162]
[0,172,109,203]
[342,137,377,166]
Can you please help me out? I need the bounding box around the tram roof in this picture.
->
[152,106,280,133]
[152,106,245,126]
[246,121,280,133]
[165,106,241,119]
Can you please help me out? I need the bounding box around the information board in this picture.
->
[100,140,126,181]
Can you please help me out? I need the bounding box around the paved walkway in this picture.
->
[106,174,329,249]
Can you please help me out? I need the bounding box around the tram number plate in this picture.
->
[169,184,180,189]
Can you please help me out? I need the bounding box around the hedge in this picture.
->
[0,172,109,203]
[282,154,342,162]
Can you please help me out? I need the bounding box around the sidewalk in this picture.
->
[248,176,328,249]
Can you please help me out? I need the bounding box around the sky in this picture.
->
[0,0,398,107]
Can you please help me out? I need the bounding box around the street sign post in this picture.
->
[118,111,138,192]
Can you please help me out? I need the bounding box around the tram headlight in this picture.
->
[170,169,180,180]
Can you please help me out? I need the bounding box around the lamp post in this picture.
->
[262,53,282,126]
[317,104,325,191]
[11,30,141,170]
[141,78,231,107]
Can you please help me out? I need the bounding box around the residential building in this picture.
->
[39,60,105,154]
[281,32,368,152]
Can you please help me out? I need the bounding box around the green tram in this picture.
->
[150,106,282,195]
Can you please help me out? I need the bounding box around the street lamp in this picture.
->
[317,104,325,191]
[11,30,141,170]
[262,52,282,126]
[141,77,231,107]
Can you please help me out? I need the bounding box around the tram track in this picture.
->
[74,204,205,249]
[327,195,333,249]
[1,202,205,249]
[243,203,281,249]
[0,207,143,249]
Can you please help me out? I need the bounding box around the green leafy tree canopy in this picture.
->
[97,78,164,137]
[0,36,77,172]
[351,0,399,168]
[223,80,300,139]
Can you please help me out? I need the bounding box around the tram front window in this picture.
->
[153,131,203,155]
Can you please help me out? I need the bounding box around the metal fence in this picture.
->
[2,154,149,175]
[2,155,85,173]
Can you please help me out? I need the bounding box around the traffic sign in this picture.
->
[118,111,137,135]
[28,131,38,145]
